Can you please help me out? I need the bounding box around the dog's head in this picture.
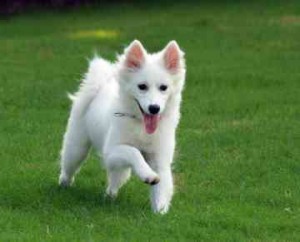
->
[119,40,186,134]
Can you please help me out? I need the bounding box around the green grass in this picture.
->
[1,1,300,241]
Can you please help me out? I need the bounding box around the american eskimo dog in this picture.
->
[59,40,186,214]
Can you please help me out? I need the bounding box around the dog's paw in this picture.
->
[151,192,171,214]
[152,201,170,214]
[144,176,160,186]
[58,174,74,188]
[105,187,118,199]
[152,200,170,214]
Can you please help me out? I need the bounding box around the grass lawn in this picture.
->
[0,1,300,241]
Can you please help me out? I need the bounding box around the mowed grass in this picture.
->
[0,1,300,241]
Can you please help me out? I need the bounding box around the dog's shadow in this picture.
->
[0,176,150,217]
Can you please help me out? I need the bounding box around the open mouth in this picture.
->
[135,99,160,135]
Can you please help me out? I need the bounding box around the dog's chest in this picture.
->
[119,119,158,153]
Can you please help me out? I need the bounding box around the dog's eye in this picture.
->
[159,85,168,91]
[138,84,148,91]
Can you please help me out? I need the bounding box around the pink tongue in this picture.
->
[143,114,160,134]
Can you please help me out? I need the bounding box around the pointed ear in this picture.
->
[124,40,146,70]
[163,40,184,74]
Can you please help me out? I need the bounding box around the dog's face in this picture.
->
[120,40,185,134]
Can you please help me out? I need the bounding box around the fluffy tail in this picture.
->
[69,57,114,118]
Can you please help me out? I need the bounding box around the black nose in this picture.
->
[148,105,160,115]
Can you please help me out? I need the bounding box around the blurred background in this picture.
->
[1,0,126,16]
[2,0,155,16]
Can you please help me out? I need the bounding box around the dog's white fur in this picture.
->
[59,40,186,214]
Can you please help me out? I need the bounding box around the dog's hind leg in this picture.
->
[105,168,131,198]
[59,117,91,187]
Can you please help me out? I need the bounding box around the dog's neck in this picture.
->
[114,94,141,120]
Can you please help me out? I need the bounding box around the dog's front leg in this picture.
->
[105,145,160,185]
[151,164,173,214]
[150,137,175,214]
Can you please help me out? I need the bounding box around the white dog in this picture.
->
[59,40,186,214]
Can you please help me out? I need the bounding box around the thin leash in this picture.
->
[114,112,138,119]
[114,99,142,120]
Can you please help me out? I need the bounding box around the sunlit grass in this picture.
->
[67,29,119,40]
